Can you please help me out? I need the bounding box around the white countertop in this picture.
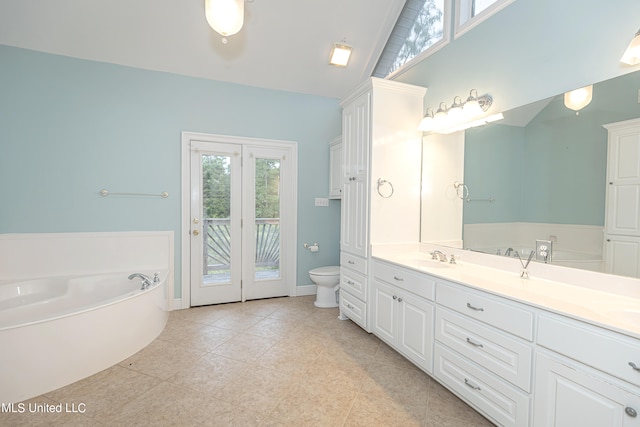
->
[374,251,640,340]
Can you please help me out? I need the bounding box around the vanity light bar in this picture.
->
[419,90,499,134]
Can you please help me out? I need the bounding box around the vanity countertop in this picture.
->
[373,251,640,340]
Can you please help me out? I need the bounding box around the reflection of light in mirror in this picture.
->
[563,85,593,114]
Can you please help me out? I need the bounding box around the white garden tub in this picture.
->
[0,271,168,403]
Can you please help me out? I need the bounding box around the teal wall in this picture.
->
[464,71,640,225]
[0,45,342,297]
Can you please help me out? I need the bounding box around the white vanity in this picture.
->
[367,248,640,427]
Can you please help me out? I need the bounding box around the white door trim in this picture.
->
[180,131,298,309]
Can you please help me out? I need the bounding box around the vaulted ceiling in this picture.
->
[0,0,406,99]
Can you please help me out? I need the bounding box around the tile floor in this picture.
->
[3,296,494,426]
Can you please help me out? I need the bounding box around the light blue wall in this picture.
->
[0,45,342,297]
[397,0,640,117]
[464,71,640,225]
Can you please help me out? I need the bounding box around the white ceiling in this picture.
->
[0,0,406,99]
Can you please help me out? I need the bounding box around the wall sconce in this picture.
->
[564,85,593,115]
[419,89,500,133]
[329,43,353,67]
[621,29,640,65]
[205,0,245,43]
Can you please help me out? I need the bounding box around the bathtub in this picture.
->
[469,246,604,272]
[0,271,168,404]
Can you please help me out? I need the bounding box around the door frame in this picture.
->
[180,131,298,309]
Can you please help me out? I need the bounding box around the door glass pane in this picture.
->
[254,158,281,280]
[202,154,232,285]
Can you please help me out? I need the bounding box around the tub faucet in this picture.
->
[128,273,154,290]
[504,247,514,257]
[431,250,447,262]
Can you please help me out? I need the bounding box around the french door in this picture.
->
[184,134,296,306]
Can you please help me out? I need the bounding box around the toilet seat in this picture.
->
[309,266,340,276]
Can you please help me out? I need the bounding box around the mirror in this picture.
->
[421,70,640,278]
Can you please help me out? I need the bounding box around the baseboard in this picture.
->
[171,298,184,310]
[294,284,317,297]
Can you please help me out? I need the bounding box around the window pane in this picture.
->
[473,0,498,16]
[254,158,280,280]
[372,0,445,78]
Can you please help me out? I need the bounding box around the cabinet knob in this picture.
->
[392,295,398,300]
[626,407,637,418]
[398,297,403,302]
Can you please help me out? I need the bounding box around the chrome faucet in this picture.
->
[431,250,447,262]
[128,273,154,290]
[504,247,514,257]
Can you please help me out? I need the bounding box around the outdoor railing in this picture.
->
[203,218,280,274]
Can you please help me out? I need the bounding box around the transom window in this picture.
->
[372,0,447,78]
[373,0,514,78]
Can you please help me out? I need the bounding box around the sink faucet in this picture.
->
[504,247,514,257]
[431,250,447,262]
[128,273,154,290]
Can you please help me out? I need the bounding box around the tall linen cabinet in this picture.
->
[338,78,427,330]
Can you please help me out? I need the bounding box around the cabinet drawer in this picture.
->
[436,307,533,392]
[340,290,367,330]
[373,260,435,301]
[436,283,534,341]
[340,269,367,301]
[341,252,367,275]
[434,343,530,427]
[538,314,640,388]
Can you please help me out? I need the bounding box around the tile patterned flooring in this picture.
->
[3,296,494,426]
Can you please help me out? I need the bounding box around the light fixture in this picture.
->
[329,43,352,67]
[205,0,245,43]
[564,85,593,115]
[621,29,640,65]
[419,90,499,134]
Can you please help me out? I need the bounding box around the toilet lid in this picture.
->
[310,266,340,276]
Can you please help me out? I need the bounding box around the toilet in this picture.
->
[309,266,340,308]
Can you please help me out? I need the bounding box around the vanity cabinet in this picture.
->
[434,282,533,426]
[534,314,640,427]
[371,260,434,372]
[603,118,640,277]
[328,136,342,199]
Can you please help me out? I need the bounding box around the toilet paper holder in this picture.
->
[303,242,319,252]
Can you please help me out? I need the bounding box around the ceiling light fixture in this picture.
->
[205,0,245,44]
[419,89,500,134]
[329,43,353,67]
[564,85,593,115]
[621,28,640,65]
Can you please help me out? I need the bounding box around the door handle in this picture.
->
[192,229,200,236]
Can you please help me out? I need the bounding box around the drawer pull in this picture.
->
[464,378,481,391]
[466,302,484,312]
[347,280,355,285]
[626,407,637,418]
[393,275,404,281]
[348,260,355,265]
[466,337,484,348]
[346,303,354,310]
[629,362,640,371]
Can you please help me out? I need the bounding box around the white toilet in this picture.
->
[309,266,340,308]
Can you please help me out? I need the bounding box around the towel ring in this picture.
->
[453,181,469,201]
[377,178,394,198]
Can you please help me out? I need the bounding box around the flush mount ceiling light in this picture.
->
[205,0,244,43]
[419,89,499,134]
[621,28,640,65]
[329,43,353,67]
[564,85,593,115]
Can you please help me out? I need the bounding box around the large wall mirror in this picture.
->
[421,70,640,278]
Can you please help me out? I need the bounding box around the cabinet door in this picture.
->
[534,352,640,427]
[340,91,370,258]
[606,124,640,236]
[328,137,342,199]
[397,291,434,372]
[604,235,640,277]
[371,279,397,345]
